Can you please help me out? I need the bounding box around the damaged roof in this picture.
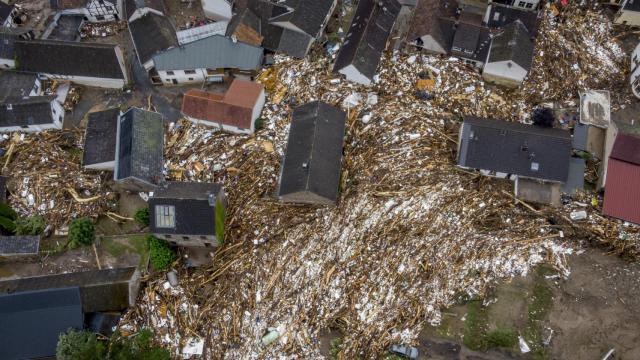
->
[0,96,56,128]
[0,287,83,360]
[129,12,177,65]
[407,0,457,42]
[116,108,164,187]
[487,3,540,35]
[15,39,125,79]
[458,117,571,182]
[487,20,534,70]
[268,0,335,38]
[278,101,346,204]
[0,71,38,102]
[152,34,263,71]
[333,0,401,81]
[83,108,119,167]
[149,182,223,236]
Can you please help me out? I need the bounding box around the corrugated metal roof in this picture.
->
[152,34,263,71]
[603,158,640,224]
[610,132,640,166]
[177,22,228,45]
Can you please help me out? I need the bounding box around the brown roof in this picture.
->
[610,133,640,166]
[407,0,457,41]
[181,79,264,129]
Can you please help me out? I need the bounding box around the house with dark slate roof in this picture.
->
[333,0,401,85]
[83,108,119,170]
[128,11,177,70]
[458,117,571,206]
[278,101,346,205]
[151,34,263,85]
[0,287,83,360]
[114,107,164,191]
[0,27,34,69]
[0,1,17,28]
[14,39,129,89]
[482,20,534,87]
[149,182,226,247]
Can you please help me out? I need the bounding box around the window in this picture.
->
[166,71,174,75]
[200,236,207,240]
[155,205,175,228]
[188,78,194,81]
[182,236,189,240]
[204,242,212,247]
[96,15,104,20]
[170,241,177,245]
[525,2,533,8]
[518,1,526,7]
[165,235,172,238]
[184,69,196,74]
[531,162,539,171]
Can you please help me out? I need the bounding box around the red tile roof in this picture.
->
[181,79,264,130]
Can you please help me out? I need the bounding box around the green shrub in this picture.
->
[148,235,174,271]
[56,329,106,360]
[134,208,150,226]
[15,215,46,235]
[0,203,17,233]
[109,329,171,360]
[215,199,225,245]
[68,217,95,248]
[486,328,518,348]
[329,338,343,360]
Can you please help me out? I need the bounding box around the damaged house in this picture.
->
[234,0,337,58]
[51,0,123,22]
[114,107,164,191]
[149,182,226,247]
[0,27,34,69]
[128,11,177,70]
[14,39,129,89]
[181,78,265,134]
[333,0,402,85]
[83,107,120,170]
[482,20,534,87]
[150,34,263,85]
[277,101,346,205]
[457,116,571,206]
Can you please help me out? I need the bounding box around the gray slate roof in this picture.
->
[0,28,32,60]
[0,96,56,128]
[153,34,263,71]
[0,287,83,360]
[116,108,164,186]
[458,116,571,182]
[0,71,38,102]
[0,235,40,255]
[14,39,126,79]
[0,1,14,22]
[333,0,401,81]
[487,4,540,35]
[0,267,139,312]
[83,108,119,166]
[278,101,346,204]
[277,28,313,59]
[149,182,223,236]
[128,12,177,65]
[487,20,534,70]
[623,0,640,12]
[269,0,335,38]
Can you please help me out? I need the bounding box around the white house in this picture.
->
[201,0,232,21]
[151,34,263,86]
[85,0,122,22]
[0,96,64,133]
[15,40,129,89]
[482,20,533,88]
[616,0,640,25]
[181,79,265,135]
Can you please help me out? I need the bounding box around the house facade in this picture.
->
[85,0,122,22]
[181,79,265,134]
[149,182,226,247]
[151,34,263,85]
[482,20,533,87]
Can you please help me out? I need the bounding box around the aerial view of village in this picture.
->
[2,0,640,358]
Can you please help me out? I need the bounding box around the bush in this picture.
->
[486,328,518,348]
[68,217,95,248]
[109,329,171,360]
[15,215,46,235]
[148,235,174,271]
[56,329,106,360]
[134,208,150,226]
[215,199,225,245]
[0,202,17,234]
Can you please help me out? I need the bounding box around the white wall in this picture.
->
[631,65,640,98]
[251,89,266,132]
[0,58,15,69]
[339,64,372,86]
[482,60,527,87]
[184,115,253,135]
[632,42,640,72]
[201,0,232,21]
[512,0,539,10]
[41,73,126,89]
[158,68,208,85]
[85,160,115,170]
[615,9,640,25]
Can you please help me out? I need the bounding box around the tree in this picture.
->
[148,235,174,271]
[532,107,555,128]
[109,329,171,360]
[134,208,150,226]
[56,329,106,360]
[15,215,46,235]
[0,202,17,234]
[68,217,95,248]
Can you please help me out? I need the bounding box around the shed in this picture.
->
[0,235,40,257]
[83,108,119,170]
[114,107,164,191]
[603,133,640,224]
[0,287,83,360]
[277,101,346,205]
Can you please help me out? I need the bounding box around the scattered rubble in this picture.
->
[80,21,126,38]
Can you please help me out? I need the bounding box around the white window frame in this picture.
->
[155,205,176,228]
